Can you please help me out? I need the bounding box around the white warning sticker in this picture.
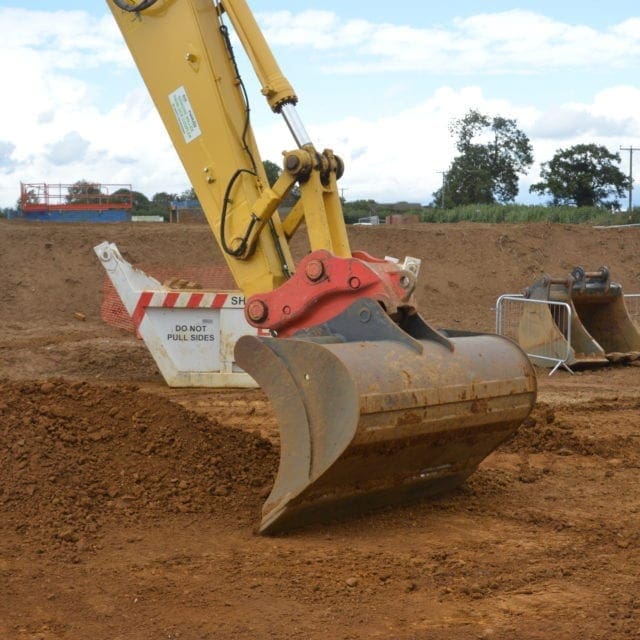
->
[169,86,202,143]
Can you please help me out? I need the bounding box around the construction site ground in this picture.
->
[1,219,639,640]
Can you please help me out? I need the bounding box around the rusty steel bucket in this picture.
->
[235,299,536,534]
[520,267,640,367]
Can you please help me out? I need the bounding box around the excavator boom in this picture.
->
[108,0,536,534]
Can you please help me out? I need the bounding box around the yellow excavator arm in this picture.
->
[109,0,350,298]
[109,0,537,535]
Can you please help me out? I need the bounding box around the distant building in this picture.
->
[170,199,206,224]
[15,182,132,223]
[354,215,380,226]
[386,214,421,225]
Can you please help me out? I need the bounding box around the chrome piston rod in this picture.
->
[280,103,312,148]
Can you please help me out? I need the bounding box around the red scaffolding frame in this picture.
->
[20,182,133,212]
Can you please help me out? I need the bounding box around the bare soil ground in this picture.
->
[1,219,639,639]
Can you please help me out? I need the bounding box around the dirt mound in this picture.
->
[504,398,640,463]
[3,220,640,332]
[0,379,276,556]
[3,220,640,639]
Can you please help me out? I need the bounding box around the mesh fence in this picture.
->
[101,265,237,334]
[625,294,640,326]
[495,295,524,342]
[496,296,570,344]
[496,294,572,374]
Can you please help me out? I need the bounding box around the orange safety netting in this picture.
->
[101,265,237,334]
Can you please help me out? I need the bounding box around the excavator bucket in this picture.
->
[235,299,536,534]
[519,267,640,368]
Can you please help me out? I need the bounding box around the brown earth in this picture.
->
[1,218,639,640]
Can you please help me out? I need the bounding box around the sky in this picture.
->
[1,1,639,209]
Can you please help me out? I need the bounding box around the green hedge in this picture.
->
[419,204,640,225]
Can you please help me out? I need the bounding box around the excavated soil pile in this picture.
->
[2,220,640,639]
[0,379,276,554]
[3,220,640,332]
[505,399,640,461]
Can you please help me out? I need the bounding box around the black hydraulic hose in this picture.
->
[110,0,158,12]
[220,172,291,277]
[220,169,259,257]
[218,19,291,277]
[219,24,258,174]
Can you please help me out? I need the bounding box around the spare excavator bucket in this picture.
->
[519,267,640,367]
[235,299,536,534]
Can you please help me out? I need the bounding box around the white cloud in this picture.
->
[255,86,539,203]
[46,131,90,165]
[0,142,17,174]
[2,8,128,69]
[1,6,639,209]
[530,98,638,140]
[258,9,640,74]
[0,7,185,206]
[258,10,340,49]
[612,17,640,39]
[525,87,640,189]
[256,84,640,204]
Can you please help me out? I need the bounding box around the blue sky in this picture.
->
[1,1,639,208]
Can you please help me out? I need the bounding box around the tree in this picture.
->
[66,180,103,205]
[110,187,134,208]
[433,110,533,207]
[342,199,379,224]
[262,159,281,187]
[111,188,172,217]
[530,144,630,208]
[152,192,176,208]
[129,191,150,212]
[174,187,198,203]
[148,192,177,219]
[438,151,494,208]
[19,188,37,209]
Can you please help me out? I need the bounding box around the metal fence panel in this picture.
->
[625,294,640,326]
[496,294,573,375]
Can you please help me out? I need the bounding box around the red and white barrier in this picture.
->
[94,241,259,388]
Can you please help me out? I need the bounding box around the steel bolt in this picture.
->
[282,305,291,315]
[247,300,268,323]
[348,277,361,290]
[305,259,325,282]
[285,155,300,171]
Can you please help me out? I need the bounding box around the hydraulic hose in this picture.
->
[110,0,158,13]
